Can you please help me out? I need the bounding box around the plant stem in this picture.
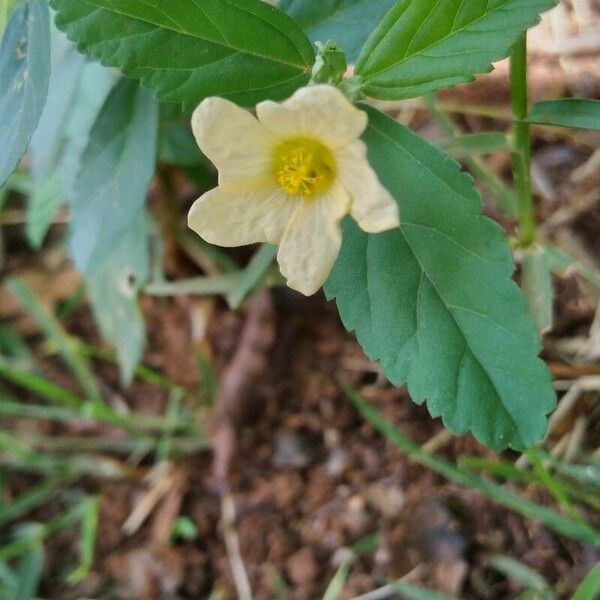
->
[510,34,535,247]
[145,269,284,297]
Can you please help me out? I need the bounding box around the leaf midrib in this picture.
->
[358,0,526,82]
[75,0,312,73]
[401,230,522,439]
[368,117,524,440]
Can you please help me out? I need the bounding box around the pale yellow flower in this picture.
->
[188,85,399,296]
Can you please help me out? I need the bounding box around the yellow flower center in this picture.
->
[273,137,336,197]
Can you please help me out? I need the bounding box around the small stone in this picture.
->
[286,547,318,587]
[272,432,314,469]
[325,447,349,478]
[366,481,405,518]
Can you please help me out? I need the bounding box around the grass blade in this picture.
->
[0,324,33,364]
[226,244,277,309]
[458,456,532,483]
[395,583,463,600]
[527,449,584,522]
[544,247,600,289]
[6,279,101,401]
[0,357,83,408]
[459,455,600,512]
[13,546,44,600]
[439,132,510,158]
[490,555,551,594]
[67,497,99,584]
[0,395,82,421]
[322,534,379,600]
[76,341,184,393]
[0,478,67,528]
[322,559,352,600]
[0,393,199,436]
[344,383,600,546]
[572,562,600,600]
[0,505,81,561]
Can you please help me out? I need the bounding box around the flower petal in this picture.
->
[256,85,367,150]
[338,141,400,233]
[191,97,273,184]
[277,183,350,295]
[188,179,296,247]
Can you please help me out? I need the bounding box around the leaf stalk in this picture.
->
[510,34,536,247]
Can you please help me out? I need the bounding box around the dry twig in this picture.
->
[211,290,275,491]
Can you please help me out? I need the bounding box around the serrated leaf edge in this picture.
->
[327,109,555,450]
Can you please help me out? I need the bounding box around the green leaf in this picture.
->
[543,246,600,290]
[439,132,510,159]
[170,516,199,542]
[26,58,115,249]
[393,583,463,600]
[27,28,117,248]
[354,0,556,100]
[521,246,553,334]
[58,60,116,196]
[13,546,44,600]
[158,104,207,167]
[326,107,555,450]
[29,29,86,181]
[70,78,158,275]
[25,172,63,248]
[490,555,551,594]
[572,562,600,600]
[51,0,314,108]
[87,212,150,385]
[279,0,396,62]
[0,0,50,187]
[526,99,600,130]
[226,244,277,309]
[67,497,100,584]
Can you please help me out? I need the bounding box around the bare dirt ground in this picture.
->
[1,2,600,598]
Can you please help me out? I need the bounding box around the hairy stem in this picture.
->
[510,34,536,247]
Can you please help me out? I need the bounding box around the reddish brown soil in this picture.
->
[2,41,600,600]
[14,290,592,600]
